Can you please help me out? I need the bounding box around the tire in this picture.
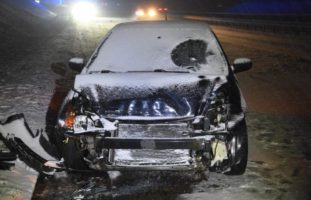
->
[62,140,88,170]
[55,129,88,171]
[226,119,248,175]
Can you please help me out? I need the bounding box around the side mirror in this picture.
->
[232,58,252,73]
[68,57,84,72]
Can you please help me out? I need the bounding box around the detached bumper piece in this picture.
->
[97,137,209,150]
[0,151,17,162]
[0,151,17,169]
[0,114,60,174]
[0,114,212,172]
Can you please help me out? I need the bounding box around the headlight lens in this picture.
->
[71,2,98,21]
[135,9,145,17]
[147,8,157,17]
[73,115,96,133]
[64,114,97,133]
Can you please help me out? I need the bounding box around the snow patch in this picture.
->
[0,115,57,161]
[107,171,121,180]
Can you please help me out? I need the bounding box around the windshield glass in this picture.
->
[86,21,228,75]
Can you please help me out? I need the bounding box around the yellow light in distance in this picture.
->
[148,8,157,17]
[135,9,145,17]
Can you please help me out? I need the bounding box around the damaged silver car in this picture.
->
[0,21,252,175]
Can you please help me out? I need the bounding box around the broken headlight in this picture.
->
[65,113,109,134]
[73,115,98,133]
[58,90,104,133]
[208,91,228,129]
[59,102,102,133]
[193,90,228,131]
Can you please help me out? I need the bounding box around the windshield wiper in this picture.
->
[153,69,189,73]
[153,69,167,72]
[89,70,115,74]
[127,69,189,73]
[101,70,115,73]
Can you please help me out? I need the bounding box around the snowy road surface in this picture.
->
[0,15,311,200]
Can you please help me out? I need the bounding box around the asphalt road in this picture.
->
[0,15,311,200]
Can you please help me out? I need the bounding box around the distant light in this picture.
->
[35,0,40,3]
[148,8,157,17]
[135,9,145,17]
[71,2,98,22]
[158,8,168,12]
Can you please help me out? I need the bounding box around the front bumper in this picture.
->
[0,114,214,172]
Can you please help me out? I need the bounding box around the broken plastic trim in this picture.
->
[0,114,59,173]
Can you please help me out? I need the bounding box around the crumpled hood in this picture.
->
[74,73,227,118]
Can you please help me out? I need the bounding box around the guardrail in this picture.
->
[177,12,311,34]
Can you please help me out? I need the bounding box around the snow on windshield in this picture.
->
[86,21,228,75]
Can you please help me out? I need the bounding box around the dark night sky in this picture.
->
[112,0,311,13]
[54,0,311,14]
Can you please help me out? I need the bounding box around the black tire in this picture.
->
[62,140,88,170]
[55,129,88,171]
[226,119,248,175]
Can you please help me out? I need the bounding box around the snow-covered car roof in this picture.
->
[85,21,228,75]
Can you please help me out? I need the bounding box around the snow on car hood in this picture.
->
[74,73,227,119]
[84,21,228,75]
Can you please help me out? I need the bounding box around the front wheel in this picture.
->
[226,119,248,175]
[55,129,88,171]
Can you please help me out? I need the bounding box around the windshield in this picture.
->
[85,21,228,75]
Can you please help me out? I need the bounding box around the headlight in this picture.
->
[64,113,99,133]
[135,9,145,17]
[63,113,117,134]
[193,90,228,131]
[147,8,157,17]
[209,92,227,125]
[71,2,98,21]
[73,115,96,133]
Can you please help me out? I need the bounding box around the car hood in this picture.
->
[74,73,227,119]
